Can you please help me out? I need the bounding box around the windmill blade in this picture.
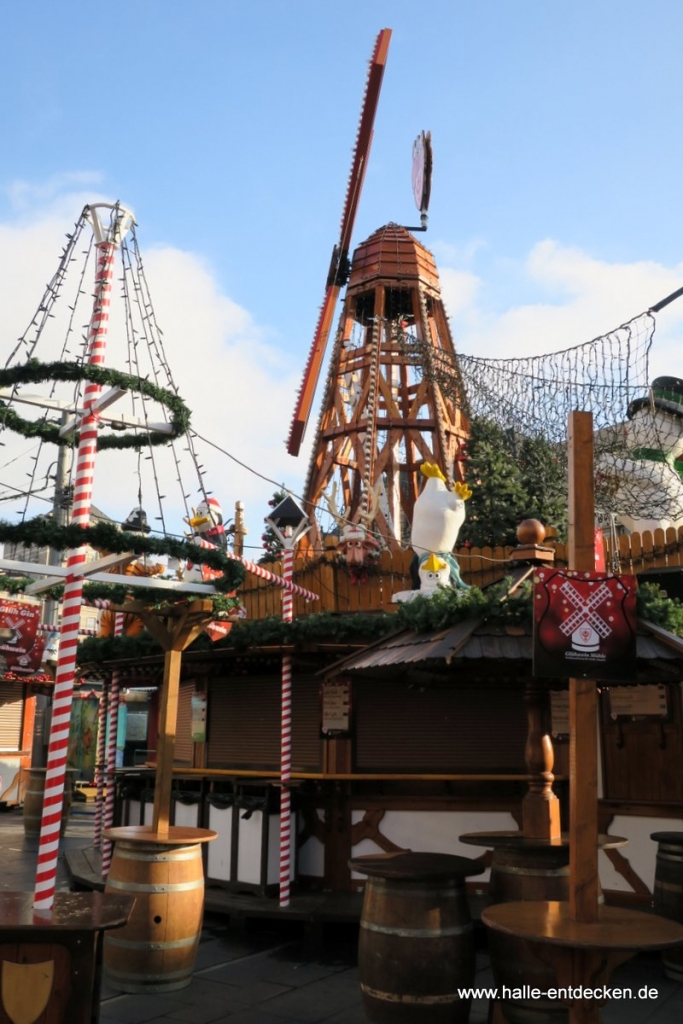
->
[287,28,392,457]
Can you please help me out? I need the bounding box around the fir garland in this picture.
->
[0,517,245,593]
[0,360,190,450]
[73,580,683,668]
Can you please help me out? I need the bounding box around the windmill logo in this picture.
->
[559,581,612,653]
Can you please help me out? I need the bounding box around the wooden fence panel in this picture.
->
[238,529,683,621]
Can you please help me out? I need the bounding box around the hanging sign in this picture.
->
[0,599,45,677]
[608,684,668,720]
[321,679,351,735]
[533,569,637,681]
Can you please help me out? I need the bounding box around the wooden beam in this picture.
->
[567,410,599,923]
[152,648,182,834]
[0,558,216,596]
[23,552,136,594]
[148,602,214,833]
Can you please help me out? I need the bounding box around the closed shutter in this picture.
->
[207,676,321,771]
[354,679,527,773]
[0,683,24,750]
[173,680,195,765]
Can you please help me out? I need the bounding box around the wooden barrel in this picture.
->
[652,831,683,982]
[487,846,575,1024]
[103,826,216,993]
[351,852,483,1023]
[23,768,75,837]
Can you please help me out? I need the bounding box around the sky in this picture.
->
[2,0,683,554]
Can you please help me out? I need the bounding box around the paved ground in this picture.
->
[2,805,683,1022]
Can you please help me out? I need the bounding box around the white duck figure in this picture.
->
[596,376,683,533]
[392,463,471,602]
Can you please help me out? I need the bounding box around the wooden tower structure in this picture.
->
[302,222,469,553]
[286,30,469,557]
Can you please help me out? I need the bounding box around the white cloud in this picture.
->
[440,239,683,379]
[6,173,104,213]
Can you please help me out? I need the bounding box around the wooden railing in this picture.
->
[238,528,683,620]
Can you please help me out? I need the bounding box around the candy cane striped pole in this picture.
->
[279,543,294,907]
[192,537,319,602]
[101,611,125,875]
[93,677,108,851]
[34,207,132,911]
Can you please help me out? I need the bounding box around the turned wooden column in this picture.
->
[522,681,561,840]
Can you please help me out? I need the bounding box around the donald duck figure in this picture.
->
[393,462,471,603]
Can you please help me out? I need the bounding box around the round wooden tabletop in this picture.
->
[349,851,485,880]
[459,830,627,850]
[482,900,683,951]
[103,825,217,845]
[0,891,134,931]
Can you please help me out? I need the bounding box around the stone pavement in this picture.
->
[1,806,683,1022]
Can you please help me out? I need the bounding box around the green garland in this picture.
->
[0,517,245,593]
[73,580,683,668]
[0,360,190,450]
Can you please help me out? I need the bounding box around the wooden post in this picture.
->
[152,649,182,834]
[567,411,599,923]
[123,600,214,836]
[521,681,561,839]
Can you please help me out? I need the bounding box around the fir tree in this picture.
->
[517,434,567,537]
[459,420,528,546]
[459,419,567,547]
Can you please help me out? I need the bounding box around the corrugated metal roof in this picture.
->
[328,619,683,676]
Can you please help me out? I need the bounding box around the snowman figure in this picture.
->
[392,462,471,603]
[596,376,683,533]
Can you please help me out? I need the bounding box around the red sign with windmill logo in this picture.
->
[0,599,46,676]
[533,569,637,681]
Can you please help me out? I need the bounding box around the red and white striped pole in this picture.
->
[34,205,133,912]
[101,611,125,876]
[93,676,109,850]
[279,540,294,907]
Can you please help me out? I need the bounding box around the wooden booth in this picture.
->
[100,559,683,912]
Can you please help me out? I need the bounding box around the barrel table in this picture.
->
[482,900,683,1024]
[350,851,484,1024]
[651,831,683,981]
[460,831,627,1024]
[103,825,216,993]
[23,768,78,837]
[0,891,133,1024]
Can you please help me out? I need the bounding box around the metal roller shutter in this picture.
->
[354,679,527,773]
[0,683,24,751]
[173,679,195,765]
[206,675,321,771]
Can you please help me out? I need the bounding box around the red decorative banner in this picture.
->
[0,599,46,676]
[533,569,637,681]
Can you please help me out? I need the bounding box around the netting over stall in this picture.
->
[400,309,683,532]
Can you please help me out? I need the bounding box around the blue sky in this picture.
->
[2,1,683,547]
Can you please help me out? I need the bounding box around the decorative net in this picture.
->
[401,310,683,529]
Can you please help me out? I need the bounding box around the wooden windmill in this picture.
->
[287,30,469,556]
